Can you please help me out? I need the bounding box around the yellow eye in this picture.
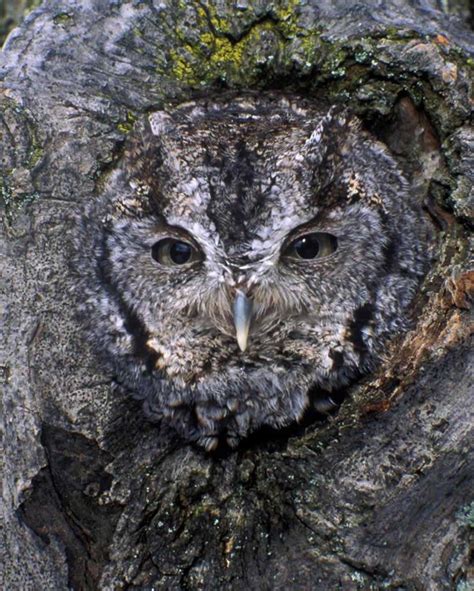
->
[151,238,202,266]
[283,232,337,260]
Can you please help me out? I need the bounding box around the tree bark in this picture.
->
[1,1,473,589]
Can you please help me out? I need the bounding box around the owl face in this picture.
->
[76,94,430,450]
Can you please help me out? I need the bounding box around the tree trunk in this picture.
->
[1,1,473,589]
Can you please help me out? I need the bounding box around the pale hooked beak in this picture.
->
[232,290,253,352]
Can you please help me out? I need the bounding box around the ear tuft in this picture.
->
[305,106,362,166]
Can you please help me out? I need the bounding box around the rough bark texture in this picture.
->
[1,1,473,590]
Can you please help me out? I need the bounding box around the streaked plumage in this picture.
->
[74,93,431,450]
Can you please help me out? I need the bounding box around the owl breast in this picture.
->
[75,93,431,450]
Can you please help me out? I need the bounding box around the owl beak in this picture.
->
[233,290,253,352]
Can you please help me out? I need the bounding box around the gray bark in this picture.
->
[1,1,473,589]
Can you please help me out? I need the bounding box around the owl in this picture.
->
[74,93,431,450]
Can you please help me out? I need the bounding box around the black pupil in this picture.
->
[294,235,320,259]
[170,241,192,264]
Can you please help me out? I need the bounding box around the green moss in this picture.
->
[117,111,138,134]
[166,0,324,87]
[319,45,347,73]
[164,6,471,141]
[28,127,44,168]
[28,144,43,167]
[170,20,279,86]
[1,170,39,225]
[0,101,43,223]
[53,12,73,25]
[196,2,232,37]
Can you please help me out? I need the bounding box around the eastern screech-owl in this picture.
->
[74,93,430,450]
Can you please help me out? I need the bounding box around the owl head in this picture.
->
[75,93,430,450]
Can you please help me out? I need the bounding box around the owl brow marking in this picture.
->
[151,222,201,246]
[281,216,332,245]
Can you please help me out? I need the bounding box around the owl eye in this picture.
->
[283,232,338,260]
[151,238,202,266]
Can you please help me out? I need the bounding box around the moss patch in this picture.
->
[0,101,43,224]
[165,0,322,88]
[117,111,138,135]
